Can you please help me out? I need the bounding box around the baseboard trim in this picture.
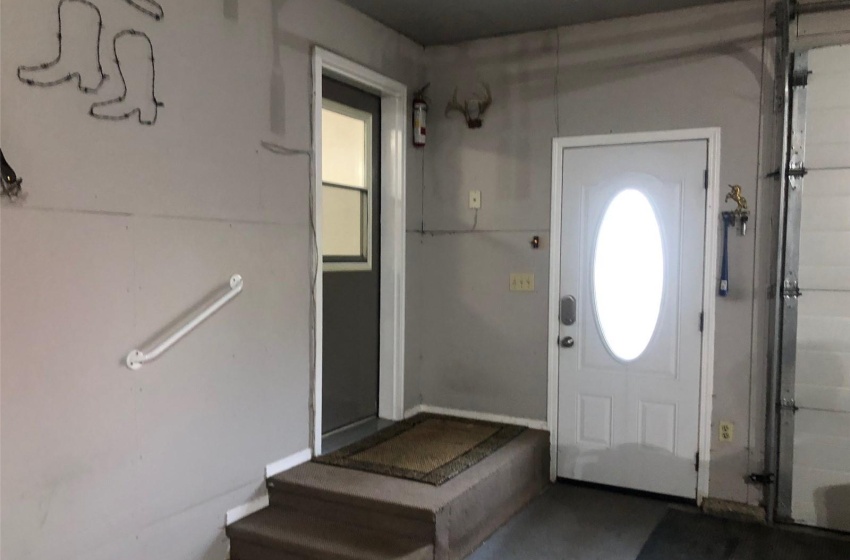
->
[226,494,270,526]
[265,448,313,479]
[404,404,548,431]
[226,448,314,527]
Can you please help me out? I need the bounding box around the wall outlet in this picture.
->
[469,190,482,209]
[510,274,535,292]
[719,421,734,442]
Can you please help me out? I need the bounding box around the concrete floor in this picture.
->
[468,483,678,560]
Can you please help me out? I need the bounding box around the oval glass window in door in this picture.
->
[593,189,665,361]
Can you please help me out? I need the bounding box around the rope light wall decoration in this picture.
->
[17,0,107,94]
[17,0,165,126]
[123,0,164,21]
[90,29,163,125]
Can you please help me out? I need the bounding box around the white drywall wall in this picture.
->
[0,1,423,559]
[410,0,778,504]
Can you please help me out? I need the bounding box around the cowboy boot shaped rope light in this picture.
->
[17,0,164,125]
[90,29,163,125]
[123,0,163,20]
[17,0,107,93]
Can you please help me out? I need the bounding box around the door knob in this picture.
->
[560,336,575,348]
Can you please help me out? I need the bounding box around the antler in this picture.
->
[445,88,469,120]
[475,83,492,119]
[445,83,493,128]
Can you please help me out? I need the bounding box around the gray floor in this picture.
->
[468,483,678,560]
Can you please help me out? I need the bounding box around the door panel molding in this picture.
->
[547,128,721,505]
[312,48,408,455]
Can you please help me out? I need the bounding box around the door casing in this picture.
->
[311,48,408,455]
[547,128,721,504]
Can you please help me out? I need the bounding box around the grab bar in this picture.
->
[126,274,244,370]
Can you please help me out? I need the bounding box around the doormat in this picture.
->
[637,509,850,560]
[313,414,525,486]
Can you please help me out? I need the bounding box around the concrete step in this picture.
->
[227,506,434,560]
[266,428,550,559]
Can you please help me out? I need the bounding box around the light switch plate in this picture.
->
[469,190,482,209]
[510,273,535,292]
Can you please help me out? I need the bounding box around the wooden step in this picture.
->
[227,507,434,560]
[266,428,550,559]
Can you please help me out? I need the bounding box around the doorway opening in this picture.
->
[320,76,383,447]
[547,129,721,504]
[311,49,408,456]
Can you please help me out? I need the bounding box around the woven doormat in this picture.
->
[314,414,526,486]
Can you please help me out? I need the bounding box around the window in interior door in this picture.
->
[593,189,665,362]
[321,101,372,268]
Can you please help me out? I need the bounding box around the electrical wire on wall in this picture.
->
[260,140,318,444]
[554,28,562,138]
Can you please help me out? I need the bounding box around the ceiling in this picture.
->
[339,0,729,46]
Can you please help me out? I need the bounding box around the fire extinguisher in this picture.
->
[413,84,430,148]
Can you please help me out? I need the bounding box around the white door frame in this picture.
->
[547,128,721,504]
[311,48,408,454]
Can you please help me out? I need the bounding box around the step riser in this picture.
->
[231,540,309,560]
[442,435,549,559]
[231,536,434,560]
[268,486,434,542]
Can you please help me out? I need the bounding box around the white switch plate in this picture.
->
[469,190,482,209]
[510,274,535,292]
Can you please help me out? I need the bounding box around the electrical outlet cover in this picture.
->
[469,190,482,209]
[719,421,734,442]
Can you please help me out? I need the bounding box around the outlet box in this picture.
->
[510,273,535,292]
[469,190,482,210]
[719,421,734,442]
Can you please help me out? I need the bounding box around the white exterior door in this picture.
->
[789,45,850,532]
[556,139,708,499]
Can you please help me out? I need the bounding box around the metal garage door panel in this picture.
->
[796,292,850,413]
[792,409,850,531]
[805,48,850,169]
[790,44,850,532]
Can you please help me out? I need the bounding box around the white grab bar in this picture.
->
[126,274,244,370]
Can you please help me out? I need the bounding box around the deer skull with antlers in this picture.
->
[445,83,493,129]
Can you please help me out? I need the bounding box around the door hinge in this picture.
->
[748,472,776,485]
[787,166,808,179]
[791,70,811,88]
[782,281,803,299]
[704,170,709,190]
[695,451,700,472]
[779,397,800,413]
[699,312,704,333]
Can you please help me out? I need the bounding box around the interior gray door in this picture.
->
[321,77,381,434]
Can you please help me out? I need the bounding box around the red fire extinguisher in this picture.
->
[413,84,429,148]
